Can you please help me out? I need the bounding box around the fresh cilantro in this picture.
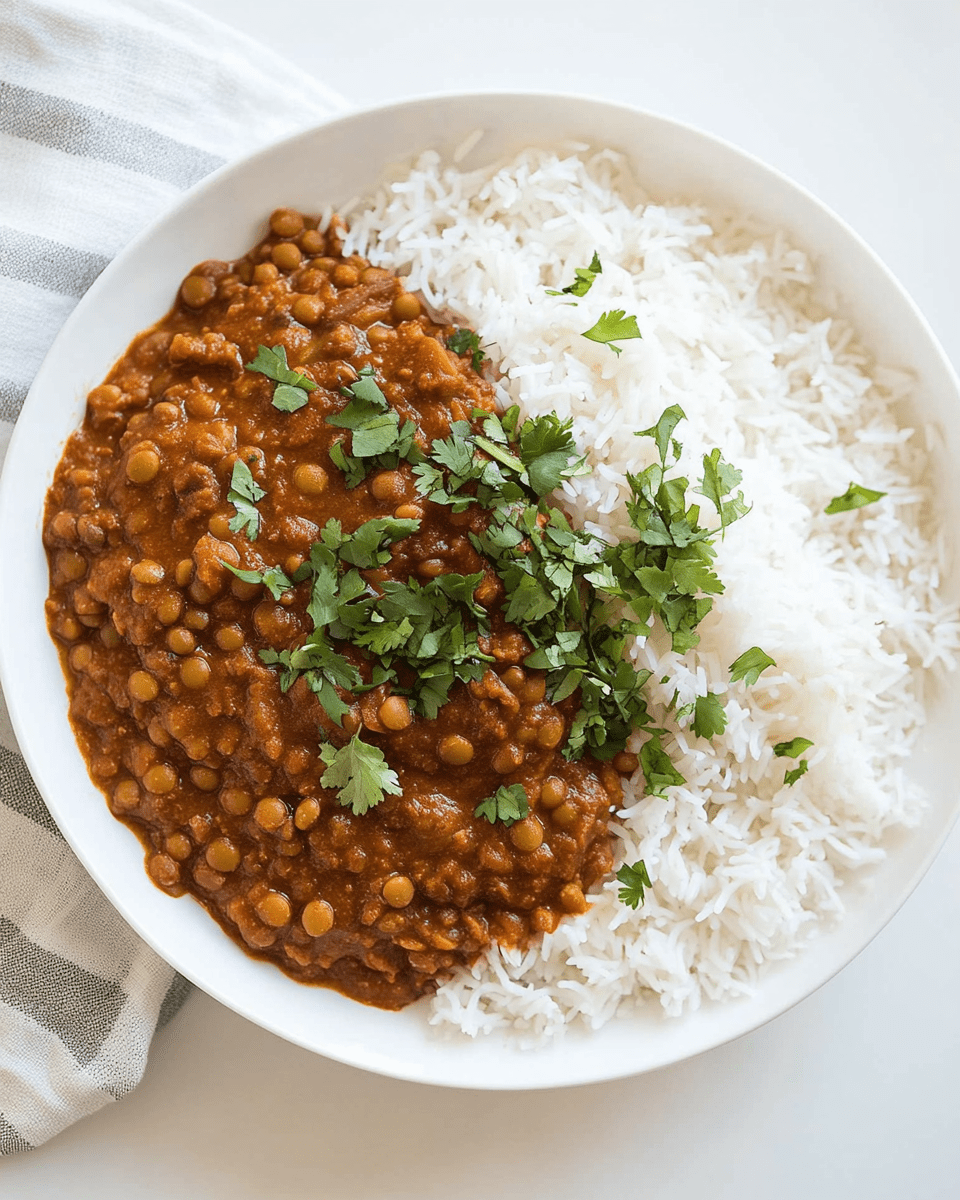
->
[581,309,642,356]
[447,327,486,372]
[336,517,420,569]
[474,784,529,827]
[260,633,361,726]
[595,407,748,659]
[246,385,748,787]
[473,435,525,475]
[774,737,814,759]
[226,459,266,541]
[695,449,750,534]
[246,344,317,412]
[729,646,776,686]
[691,693,727,740]
[783,760,809,787]
[340,364,388,407]
[326,367,420,486]
[616,859,652,909]
[775,738,813,786]
[640,732,685,796]
[319,734,402,816]
[221,561,293,601]
[546,251,602,299]
[636,405,684,465]
[824,482,887,514]
[518,413,589,496]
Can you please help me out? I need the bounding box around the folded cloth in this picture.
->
[0,0,345,1153]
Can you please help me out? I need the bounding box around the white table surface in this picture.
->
[5,1,960,1196]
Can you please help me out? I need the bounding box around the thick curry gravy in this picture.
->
[43,209,619,1009]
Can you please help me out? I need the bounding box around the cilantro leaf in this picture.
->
[636,405,685,466]
[337,517,420,569]
[306,674,353,726]
[581,309,642,356]
[260,629,362,727]
[691,693,727,740]
[226,459,266,540]
[640,732,685,796]
[695,448,750,534]
[783,760,809,787]
[616,859,652,909]
[341,364,388,408]
[474,435,525,475]
[447,328,486,372]
[518,413,589,496]
[246,344,317,412]
[326,367,408,459]
[272,384,310,413]
[729,646,776,686]
[774,736,814,759]
[319,734,402,816]
[221,561,292,601]
[474,784,529,827]
[547,251,602,299]
[824,483,887,514]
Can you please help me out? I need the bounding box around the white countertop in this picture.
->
[5,1,960,1195]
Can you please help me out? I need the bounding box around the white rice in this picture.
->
[342,145,960,1040]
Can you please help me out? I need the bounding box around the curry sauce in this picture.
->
[43,209,620,1009]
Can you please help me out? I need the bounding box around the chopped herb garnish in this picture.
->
[474,783,530,827]
[581,309,642,356]
[221,561,292,601]
[340,364,388,407]
[729,646,777,686]
[691,693,727,740]
[447,327,486,372]
[226,459,266,541]
[245,344,318,412]
[319,733,402,816]
[824,482,887,514]
[695,448,751,535]
[774,737,814,759]
[783,760,809,787]
[640,732,686,796]
[616,859,652,909]
[326,366,421,488]
[775,737,813,787]
[260,634,361,727]
[546,251,602,299]
[258,393,747,783]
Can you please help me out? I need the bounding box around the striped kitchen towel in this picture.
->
[0,0,345,1154]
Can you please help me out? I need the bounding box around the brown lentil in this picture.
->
[205,838,241,873]
[378,696,412,731]
[509,817,544,853]
[179,656,211,689]
[126,448,160,483]
[214,624,244,651]
[438,734,474,766]
[128,670,159,703]
[166,627,196,655]
[253,797,287,832]
[302,899,334,937]
[382,875,415,908]
[181,275,215,308]
[256,891,292,927]
[293,463,328,494]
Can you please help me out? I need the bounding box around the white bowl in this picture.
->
[2,92,958,1089]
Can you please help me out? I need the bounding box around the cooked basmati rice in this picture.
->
[341,145,960,1040]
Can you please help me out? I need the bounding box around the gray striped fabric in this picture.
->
[0,0,344,1153]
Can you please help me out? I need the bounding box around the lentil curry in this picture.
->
[43,209,632,1009]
